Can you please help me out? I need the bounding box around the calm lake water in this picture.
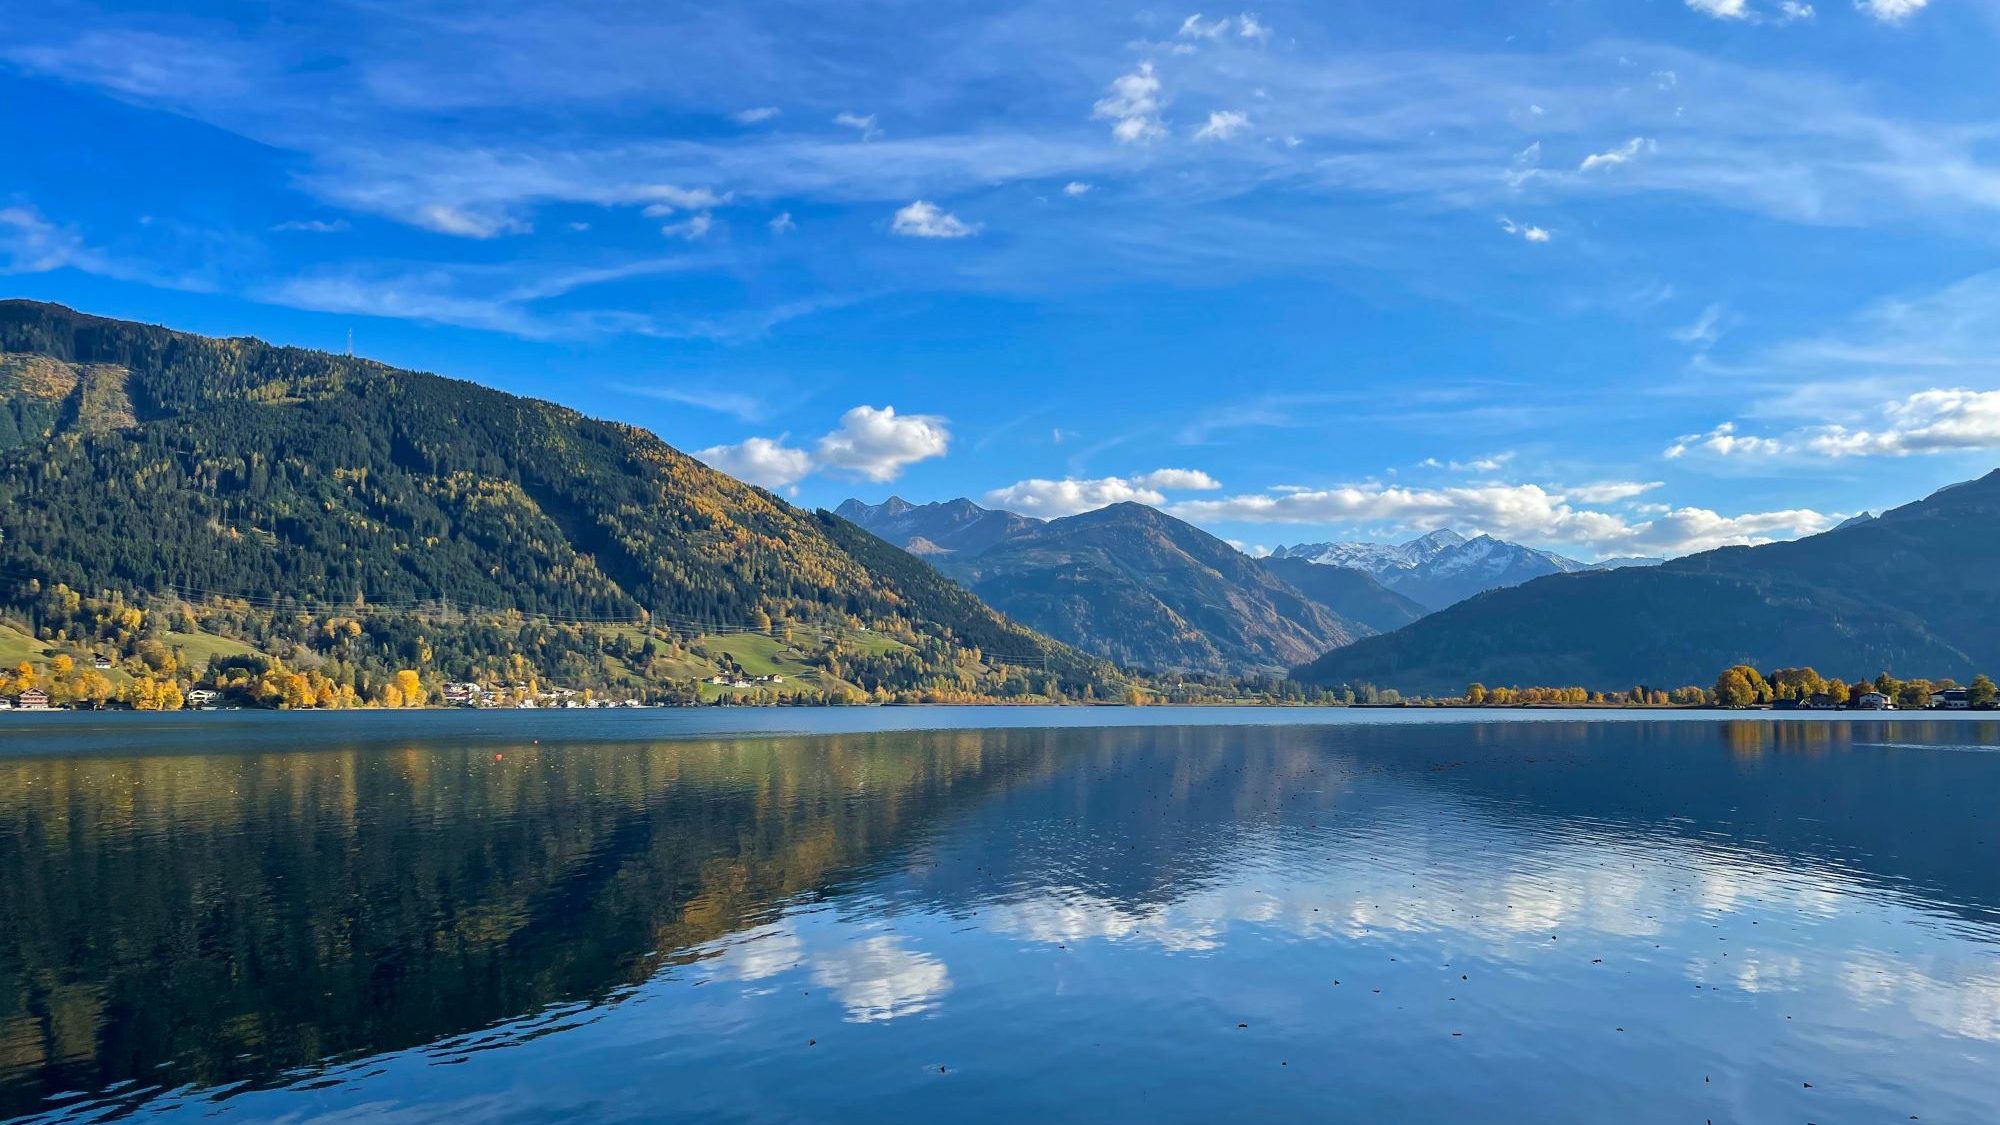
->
[3,709,1998,1122]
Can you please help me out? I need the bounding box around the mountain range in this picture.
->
[1271,530,1661,612]
[837,496,1427,673]
[0,301,1120,703]
[1294,471,2000,694]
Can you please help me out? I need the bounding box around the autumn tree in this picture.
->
[393,669,426,707]
[1970,674,1998,708]
[1714,666,1759,709]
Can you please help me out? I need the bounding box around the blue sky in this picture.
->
[5,0,2000,560]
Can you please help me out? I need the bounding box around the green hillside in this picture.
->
[1294,470,2000,694]
[0,300,1123,706]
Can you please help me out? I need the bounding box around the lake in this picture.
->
[2,709,1998,1122]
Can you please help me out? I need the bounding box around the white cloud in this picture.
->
[769,211,795,234]
[984,476,1169,517]
[1237,13,1272,41]
[832,111,880,138]
[1093,61,1166,143]
[1170,482,1629,542]
[697,405,948,489]
[1779,1,1817,20]
[1804,389,2000,456]
[1669,390,2000,460]
[734,106,781,124]
[1685,0,1751,19]
[1579,137,1651,172]
[694,436,813,490]
[1672,303,1726,347]
[814,405,951,481]
[1619,506,1832,555]
[1168,479,1827,557]
[1664,421,1786,459]
[1194,110,1250,141]
[891,200,978,239]
[1062,181,1093,197]
[1134,467,1224,490]
[1856,0,1927,23]
[1499,216,1552,242]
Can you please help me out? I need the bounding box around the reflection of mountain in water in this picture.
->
[0,732,1064,1116]
[893,720,2000,936]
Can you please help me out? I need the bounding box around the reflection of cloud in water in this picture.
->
[969,805,2000,1043]
[810,935,951,1023]
[713,922,805,982]
[1837,953,2000,1042]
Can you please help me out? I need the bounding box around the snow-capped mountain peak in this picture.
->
[1271,529,1594,611]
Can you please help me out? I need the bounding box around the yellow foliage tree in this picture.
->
[393,669,426,707]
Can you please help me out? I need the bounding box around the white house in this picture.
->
[1856,691,1894,711]
[1933,689,1971,710]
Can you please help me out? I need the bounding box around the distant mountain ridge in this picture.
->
[838,496,1420,673]
[1293,469,2000,694]
[1272,530,1632,611]
[832,496,1043,555]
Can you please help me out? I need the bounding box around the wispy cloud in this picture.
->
[1672,303,1726,347]
[1499,216,1552,242]
[616,383,769,422]
[1579,137,1652,172]
[271,218,350,233]
[1193,110,1249,141]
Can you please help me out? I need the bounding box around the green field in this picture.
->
[162,631,262,667]
[0,622,48,667]
[690,633,867,700]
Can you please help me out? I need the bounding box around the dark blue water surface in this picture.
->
[2,709,1998,1122]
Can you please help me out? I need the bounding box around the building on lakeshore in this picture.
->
[1933,688,1971,710]
[1856,691,1894,711]
[16,688,50,711]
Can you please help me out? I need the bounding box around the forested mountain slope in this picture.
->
[0,300,1121,704]
[838,495,1421,673]
[928,502,1365,673]
[1294,471,2000,694]
[1254,555,1428,635]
